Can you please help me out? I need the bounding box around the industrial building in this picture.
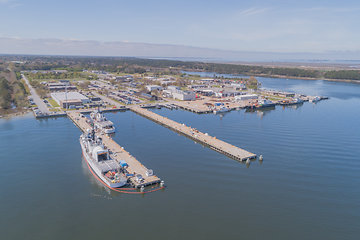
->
[51,92,90,108]
[139,93,159,101]
[146,85,163,92]
[214,89,243,98]
[46,81,77,92]
[172,90,196,101]
[230,83,246,90]
[162,86,196,101]
[167,86,180,91]
[235,94,259,101]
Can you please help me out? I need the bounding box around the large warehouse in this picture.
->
[51,92,90,108]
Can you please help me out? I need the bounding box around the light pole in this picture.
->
[65,85,68,110]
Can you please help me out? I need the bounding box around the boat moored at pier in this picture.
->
[255,99,275,108]
[213,106,231,114]
[80,129,127,188]
[90,110,116,134]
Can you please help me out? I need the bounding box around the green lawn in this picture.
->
[47,98,60,107]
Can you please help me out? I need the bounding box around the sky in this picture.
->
[0,0,360,54]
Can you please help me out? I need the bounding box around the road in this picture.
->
[22,74,50,114]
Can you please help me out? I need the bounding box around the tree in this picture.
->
[0,77,12,109]
[246,76,259,90]
[79,81,90,89]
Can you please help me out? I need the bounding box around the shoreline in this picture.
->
[0,109,32,119]
[183,69,360,84]
[253,74,360,84]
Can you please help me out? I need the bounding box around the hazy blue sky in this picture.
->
[1,0,360,53]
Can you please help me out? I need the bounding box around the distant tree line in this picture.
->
[27,71,83,80]
[3,55,360,81]
[324,70,360,80]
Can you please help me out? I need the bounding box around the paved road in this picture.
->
[22,74,50,114]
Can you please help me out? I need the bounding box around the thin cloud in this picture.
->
[0,0,13,4]
[0,0,22,8]
[238,7,269,17]
[301,7,360,13]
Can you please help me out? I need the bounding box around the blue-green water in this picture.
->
[0,77,359,239]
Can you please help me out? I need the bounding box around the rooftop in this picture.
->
[51,92,89,101]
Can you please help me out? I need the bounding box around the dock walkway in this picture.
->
[67,112,161,188]
[130,106,256,161]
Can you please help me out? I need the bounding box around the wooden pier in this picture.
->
[130,106,256,161]
[67,111,161,188]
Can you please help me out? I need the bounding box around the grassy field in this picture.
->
[260,93,287,101]
[47,98,60,107]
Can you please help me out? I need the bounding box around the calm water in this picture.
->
[1,77,360,239]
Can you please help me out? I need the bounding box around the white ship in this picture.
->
[90,110,116,134]
[80,129,127,188]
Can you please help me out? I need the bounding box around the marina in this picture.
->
[130,106,257,161]
[2,3,360,238]
[1,75,359,240]
[67,111,162,189]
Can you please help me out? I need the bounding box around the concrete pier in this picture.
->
[130,106,256,161]
[67,111,161,188]
[35,107,129,119]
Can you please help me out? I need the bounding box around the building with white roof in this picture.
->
[51,92,90,108]
[146,85,163,92]
[235,94,258,101]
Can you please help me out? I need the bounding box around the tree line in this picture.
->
[0,77,12,109]
[3,55,360,81]
[0,76,28,110]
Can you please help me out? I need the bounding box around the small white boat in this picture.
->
[213,106,230,114]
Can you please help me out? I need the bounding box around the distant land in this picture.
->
[1,37,360,64]
[1,55,359,83]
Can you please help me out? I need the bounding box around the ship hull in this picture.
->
[256,103,276,108]
[213,109,230,114]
